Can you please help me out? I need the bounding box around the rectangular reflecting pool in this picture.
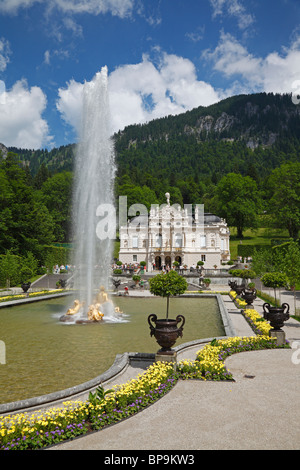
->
[0,295,225,404]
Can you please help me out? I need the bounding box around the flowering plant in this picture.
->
[0,289,66,303]
[0,361,176,450]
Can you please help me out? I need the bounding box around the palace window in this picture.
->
[200,235,206,247]
[175,233,182,248]
[155,234,162,248]
[132,236,138,248]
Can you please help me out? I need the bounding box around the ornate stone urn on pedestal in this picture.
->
[148,314,185,355]
[148,270,188,363]
[241,288,257,309]
[21,281,31,297]
[263,302,290,346]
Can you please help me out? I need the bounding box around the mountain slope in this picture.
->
[1,92,299,185]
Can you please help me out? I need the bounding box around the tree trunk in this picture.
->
[237,226,244,239]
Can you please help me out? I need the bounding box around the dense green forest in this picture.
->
[0,92,299,267]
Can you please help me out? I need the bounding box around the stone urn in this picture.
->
[234,284,245,295]
[148,314,185,354]
[263,303,290,330]
[21,282,31,293]
[241,288,257,308]
[228,280,237,290]
[59,279,67,288]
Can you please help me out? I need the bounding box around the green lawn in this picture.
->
[229,227,290,260]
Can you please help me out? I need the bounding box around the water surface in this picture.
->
[0,296,224,404]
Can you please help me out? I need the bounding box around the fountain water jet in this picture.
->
[61,67,120,323]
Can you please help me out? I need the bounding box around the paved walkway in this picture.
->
[49,289,300,451]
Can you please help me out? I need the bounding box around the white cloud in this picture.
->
[56,78,84,133]
[203,31,262,88]
[0,0,42,15]
[186,26,205,43]
[209,0,255,30]
[0,37,11,71]
[44,50,51,65]
[0,0,134,17]
[0,79,53,149]
[56,52,221,136]
[203,31,300,95]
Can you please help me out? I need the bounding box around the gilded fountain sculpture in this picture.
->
[60,285,122,324]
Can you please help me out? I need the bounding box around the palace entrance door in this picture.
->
[155,256,161,270]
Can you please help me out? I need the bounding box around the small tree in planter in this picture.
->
[240,268,256,287]
[132,274,141,286]
[261,272,288,304]
[148,271,188,354]
[140,261,146,273]
[261,272,290,339]
[20,267,33,293]
[172,261,179,270]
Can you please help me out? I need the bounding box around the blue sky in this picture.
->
[0,0,300,149]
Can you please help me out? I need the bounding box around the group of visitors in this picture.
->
[52,264,71,274]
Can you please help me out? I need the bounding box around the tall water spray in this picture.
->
[72,67,116,310]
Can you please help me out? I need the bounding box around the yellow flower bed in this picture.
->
[178,335,282,381]
[243,308,272,335]
[0,289,65,302]
[0,361,175,450]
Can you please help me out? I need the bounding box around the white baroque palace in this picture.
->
[118,193,230,271]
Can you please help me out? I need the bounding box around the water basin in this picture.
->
[0,295,224,404]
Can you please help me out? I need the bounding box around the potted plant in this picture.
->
[148,270,187,354]
[241,268,256,287]
[261,272,287,304]
[228,269,248,294]
[261,272,290,331]
[247,282,256,291]
[172,261,179,270]
[197,261,204,270]
[203,278,211,289]
[140,261,146,274]
[132,274,141,286]
[20,267,32,294]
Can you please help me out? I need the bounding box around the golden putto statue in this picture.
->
[63,285,122,323]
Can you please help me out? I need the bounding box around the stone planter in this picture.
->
[148,314,185,354]
[233,284,245,295]
[241,289,257,309]
[21,282,31,293]
[263,303,290,331]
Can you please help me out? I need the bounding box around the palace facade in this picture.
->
[118,194,230,271]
